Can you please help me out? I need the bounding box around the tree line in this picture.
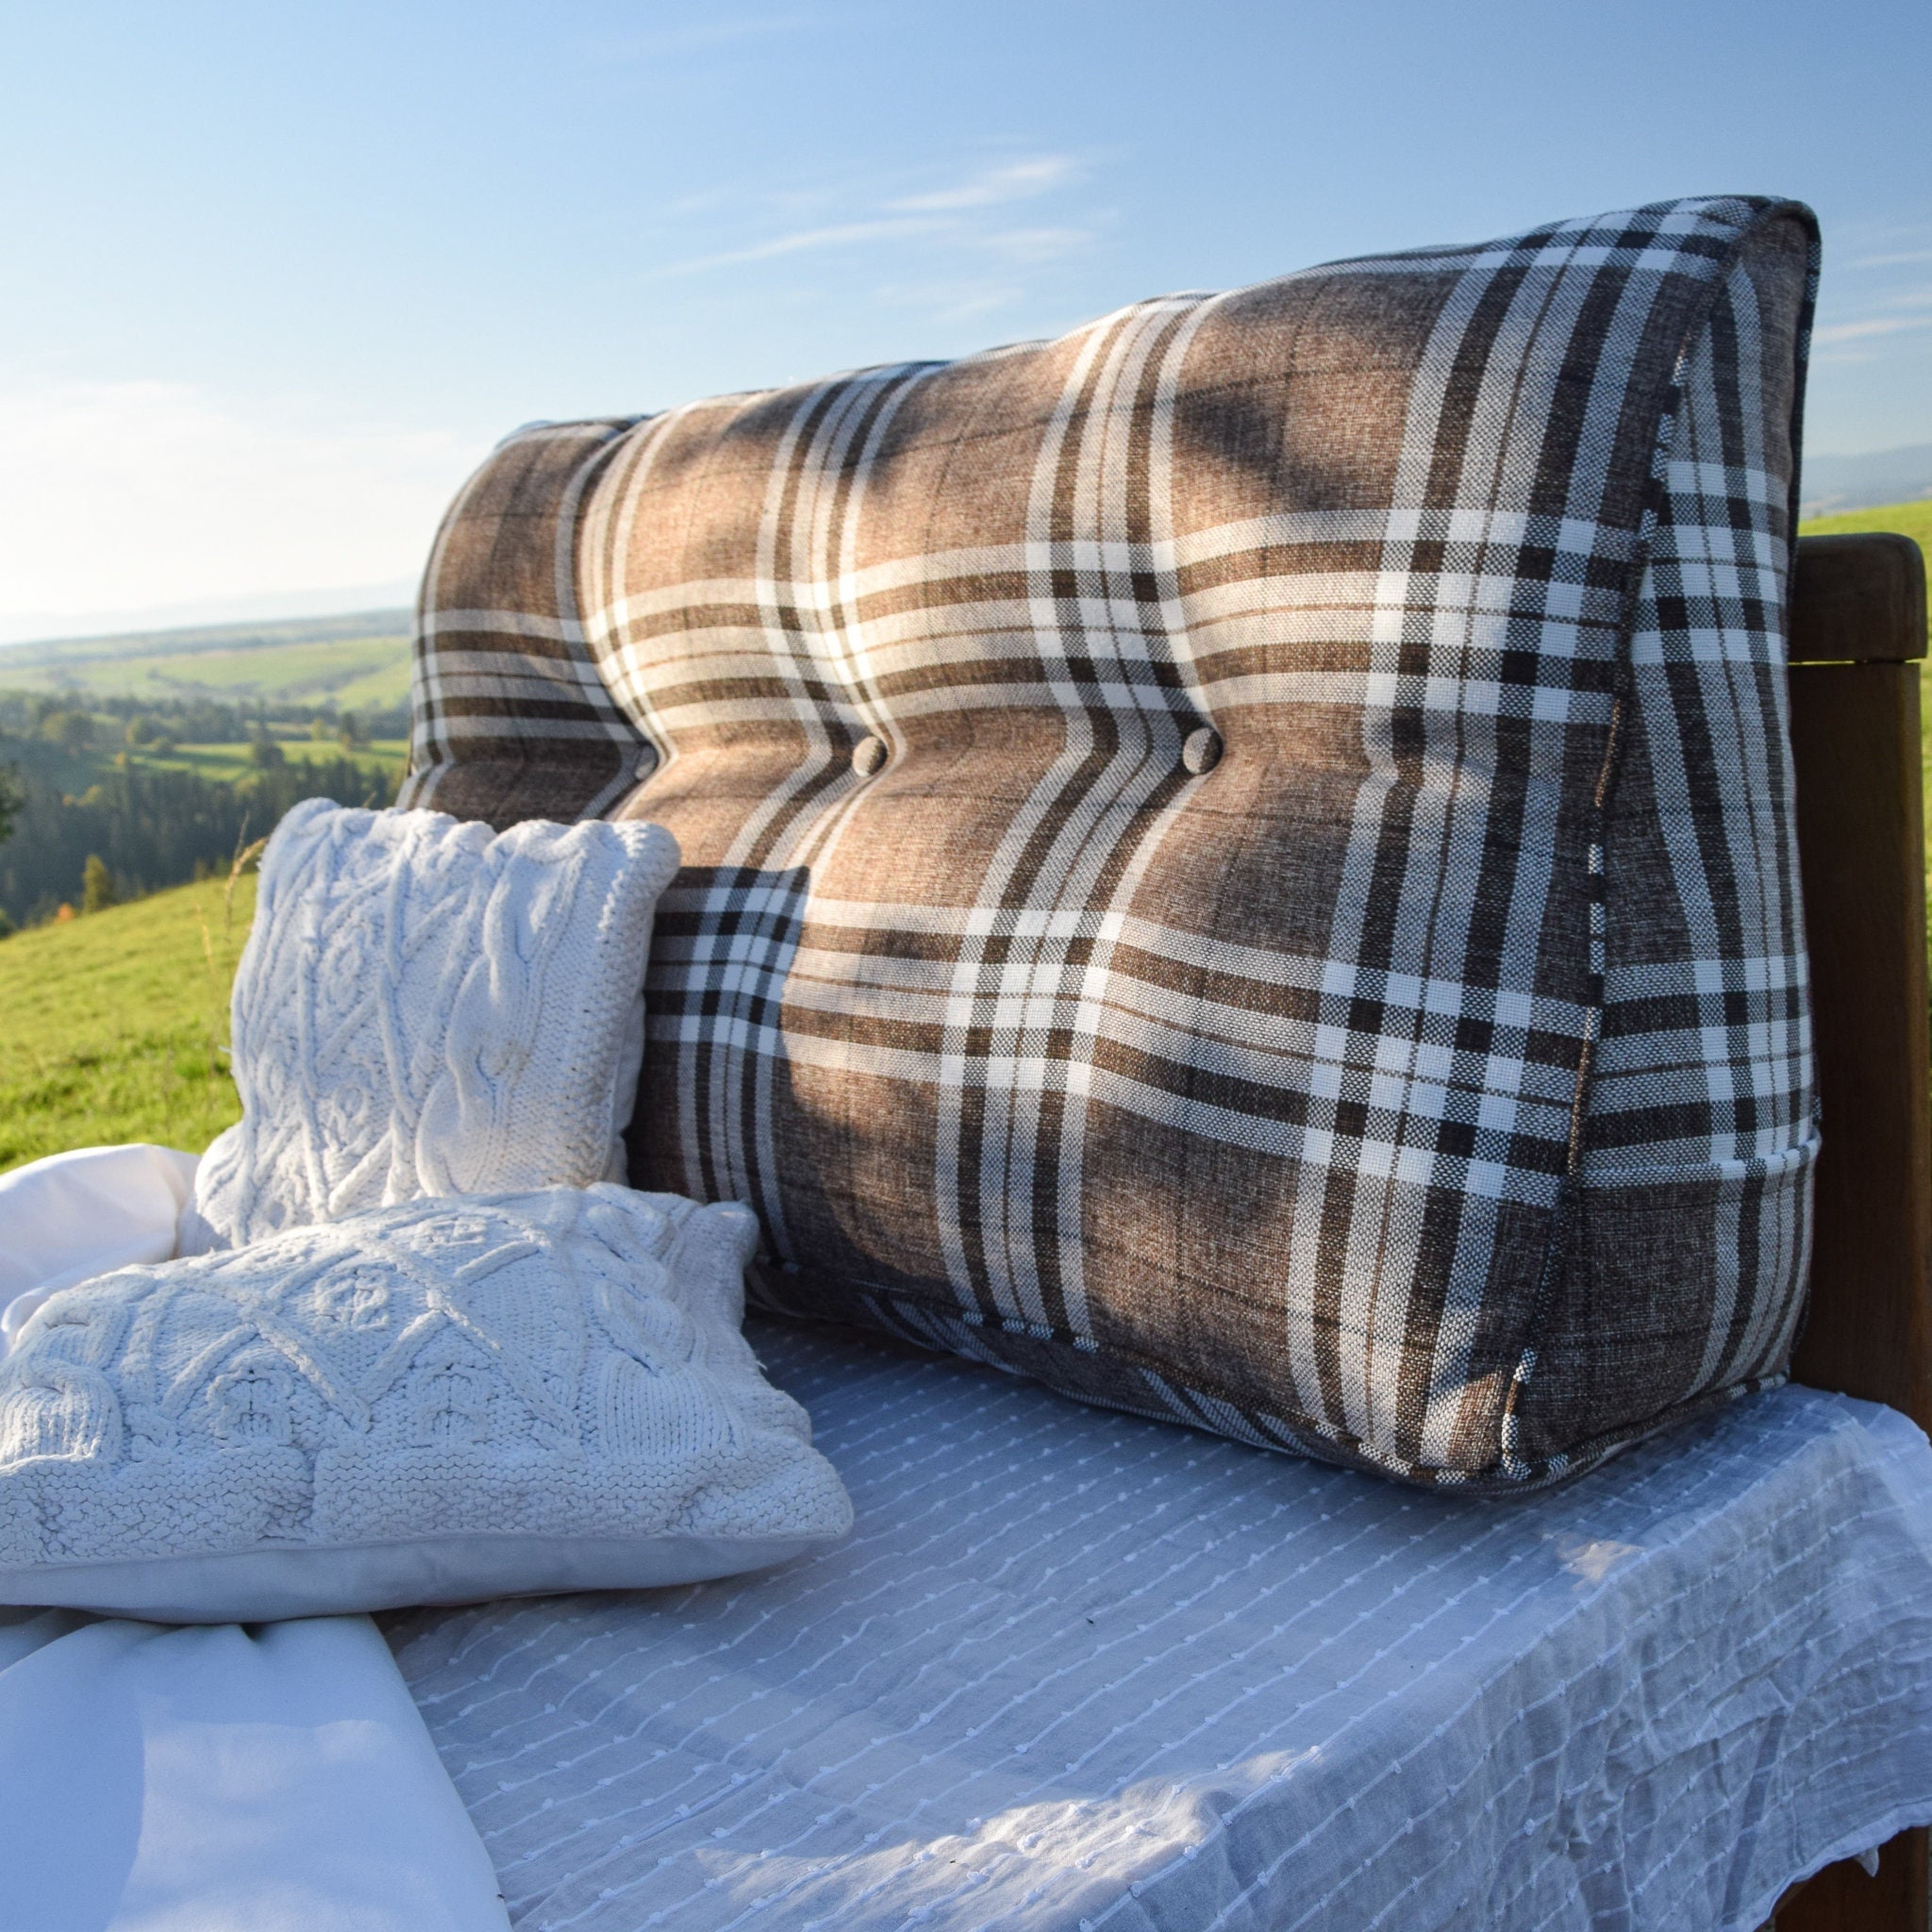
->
[0,758,400,930]
[0,689,410,751]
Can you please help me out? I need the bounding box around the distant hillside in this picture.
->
[0,654,408,925]
[0,608,414,707]
[1800,445,1932,521]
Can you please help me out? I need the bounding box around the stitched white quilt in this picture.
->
[390,1321,1932,1932]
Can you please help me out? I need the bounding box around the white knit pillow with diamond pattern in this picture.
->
[189,800,680,1250]
[0,1186,853,1620]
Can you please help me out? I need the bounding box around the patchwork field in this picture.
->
[0,611,412,924]
[138,738,408,786]
[48,634,414,709]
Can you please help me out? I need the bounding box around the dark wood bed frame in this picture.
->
[1764,531,1930,1932]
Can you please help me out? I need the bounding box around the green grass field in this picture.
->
[0,732,405,798]
[1,508,1926,1178]
[0,872,256,1174]
[1801,497,1932,556]
[92,635,410,708]
[0,635,413,708]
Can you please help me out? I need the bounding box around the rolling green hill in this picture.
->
[0,609,414,707]
[0,609,413,923]
[138,738,408,786]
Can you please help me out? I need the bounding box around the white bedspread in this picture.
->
[9,1147,1932,1928]
[0,1143,198,1350]
[389,1321,1932,1932]
[0,1145,509,1931]
[0,1612,508,1932]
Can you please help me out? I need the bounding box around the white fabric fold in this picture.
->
[0,1611,509,1932]
[0,1144,200,1352]
[0,1143,508,1929]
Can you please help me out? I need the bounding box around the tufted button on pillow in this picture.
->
[1181,726,1223,776]
[851,735,889,777]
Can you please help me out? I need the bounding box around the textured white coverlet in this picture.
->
[390,1321,1932,1932]
[0,1610,507,1932]
[189,800,680,1251]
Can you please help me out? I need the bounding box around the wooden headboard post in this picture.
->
[1786,532,1932,1425]
[1773,530,1931,1932]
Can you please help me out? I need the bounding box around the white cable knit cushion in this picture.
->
[0,1186,854,1621]
[189,799,681,1250]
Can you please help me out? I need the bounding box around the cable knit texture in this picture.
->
[0,1187,853,1592]
[190,800,681,1249]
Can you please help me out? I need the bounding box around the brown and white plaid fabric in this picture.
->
[404,195,1819,1488]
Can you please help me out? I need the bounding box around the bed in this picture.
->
[376,530,1932,1932]
[2,231,1929,1928]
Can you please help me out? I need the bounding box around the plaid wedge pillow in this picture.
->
[400,194,1819,1489]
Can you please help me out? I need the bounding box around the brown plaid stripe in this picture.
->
[404,195,1819,1488]
[408,417,653,826]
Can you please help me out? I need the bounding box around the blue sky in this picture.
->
[1,0,1927,638]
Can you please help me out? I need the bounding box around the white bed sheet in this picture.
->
[0,1611,509,1932]
[0,1142,199,1350]
[389,1321,1932,1932]
[0,1146,511,1932]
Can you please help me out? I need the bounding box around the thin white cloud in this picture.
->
[888,156,1082,213]
[1814,314,1932,344]
[873,277,1028,326]
[979,225,1096,266]
[660,153,1095,287]
[668,215,950,275]
[0,382,483,632]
